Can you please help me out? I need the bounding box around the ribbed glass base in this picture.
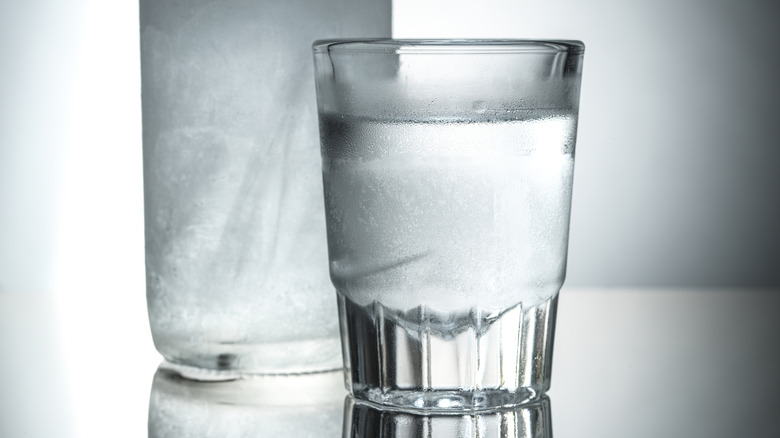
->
[338,292,558,411]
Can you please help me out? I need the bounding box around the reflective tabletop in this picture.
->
[2,289,779,437]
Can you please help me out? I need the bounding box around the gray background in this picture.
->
[554,0,780,287]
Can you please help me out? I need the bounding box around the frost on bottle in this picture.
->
[140,0,391,376]
[321,111,576,407]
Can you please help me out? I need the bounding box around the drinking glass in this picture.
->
[313,39,584,410]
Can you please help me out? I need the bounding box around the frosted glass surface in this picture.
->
[140,0,391,373]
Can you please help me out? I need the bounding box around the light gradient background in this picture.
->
[1,0,778,437]
[3,0,779,296]
[394,0,780,288]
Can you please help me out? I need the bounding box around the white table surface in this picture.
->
[2,288,778,437]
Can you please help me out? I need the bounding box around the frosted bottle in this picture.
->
[140,0,391,375]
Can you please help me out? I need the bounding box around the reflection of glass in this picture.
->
[344,396,552,438]
[148,362,345,437]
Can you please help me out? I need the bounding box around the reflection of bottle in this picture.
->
[148,363,345,438]
[140,0,391,375]
[344,396,553,438]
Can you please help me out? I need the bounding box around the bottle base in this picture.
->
[152,336,342,379]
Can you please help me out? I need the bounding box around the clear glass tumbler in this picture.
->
[313,40,584,410]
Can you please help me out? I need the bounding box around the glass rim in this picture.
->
[312,39,585,55]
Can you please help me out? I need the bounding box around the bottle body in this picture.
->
[141,0,391,375]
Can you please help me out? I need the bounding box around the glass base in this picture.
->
[356,387,542,412]
[338,292,558,411]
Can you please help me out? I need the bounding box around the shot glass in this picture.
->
[313,39,584,410]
